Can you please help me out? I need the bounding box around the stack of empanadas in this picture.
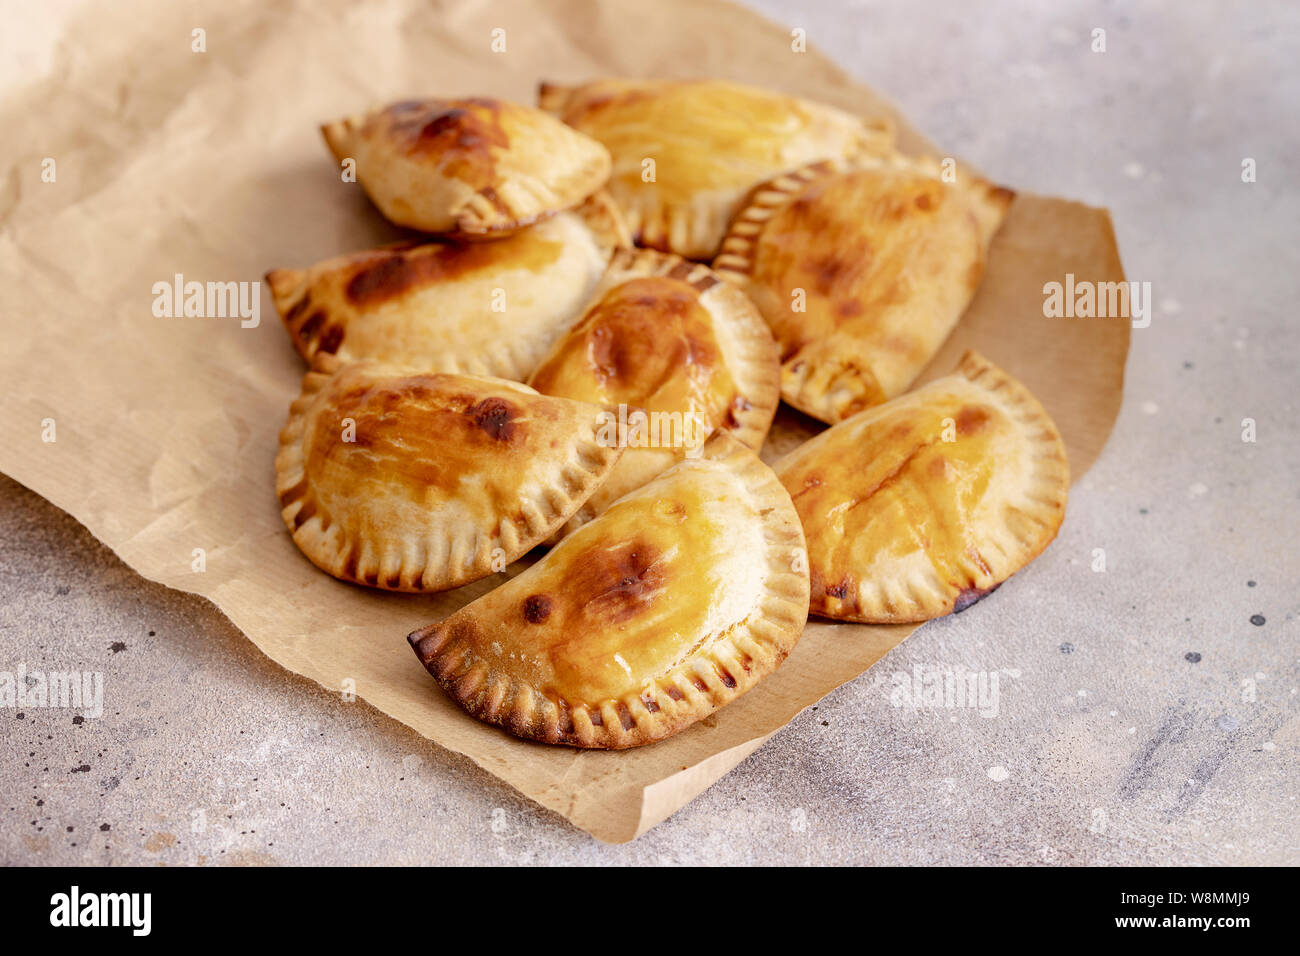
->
[265,80,1068,749]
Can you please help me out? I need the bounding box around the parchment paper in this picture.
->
[0,0,1129,842]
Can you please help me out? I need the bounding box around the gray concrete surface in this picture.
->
[2,0,1297,864]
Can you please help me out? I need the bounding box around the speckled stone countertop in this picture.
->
[2,0,1296,865]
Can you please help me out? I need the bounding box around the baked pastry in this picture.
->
[527,247,780,532]
[407,434,810,748]
[276,355,623,592]
[265,194,629,379]
[714,155,1015,424]
[321,97,612,236]
[539,78,894,259]
[773,351,1068,623]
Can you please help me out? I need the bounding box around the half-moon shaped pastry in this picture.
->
[527,247,780,532]
[539,78,894,260]
[321,97,612,236]
[773,351,1068,623]
[276,355,623,592]
[407,434,810,748]
[265,194,629,379]
[715,155,1015,424]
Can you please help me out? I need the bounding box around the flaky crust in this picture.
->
[528,246,780,533]
[774,351,1068,623]
[264,194,630,378]
[408,433,810,748]
[275,354,623,592]
[539,78,895,260]
[321,97,612,236]
[715,154,1015,424]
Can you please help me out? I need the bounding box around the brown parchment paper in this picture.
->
[0,0,1129,842]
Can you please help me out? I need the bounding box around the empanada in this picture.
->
[527,247,780,532]
[715,155,1014,424]
[275,355,623,592]
[265,194,629,379]
[407,434,810,748]
[321,97,612,236]
[539,78,894,260]
[773,351,1067,623]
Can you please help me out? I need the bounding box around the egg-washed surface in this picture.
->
[528,248,779,533]
[320,97,612,236]
[715,155,1014,424]
[408,434,809,748]
[276,356,623,593]
[774,351,1068,623]
[265,194,629,379]
[539,78,894,259]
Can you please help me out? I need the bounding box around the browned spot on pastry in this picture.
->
[468,397,517,441]
[989,185,1016,207]
[588,709,603,727]
[522,594,552,623]
[380,98,509,194]
[665,686,684,701]
[824,575,856,602]
[529,276,736,432]
[317,325,345,354]
[953,583,999,614]
[617,703,635,730]
[835,298,865,319]
[291,498,317,529]
[717,667,737,689]
[914,192,933,211]
[720,393,754,431]
[284,296,310,326]
[297,310,325,343]
[791,474,823,499]
[567,541,667,626]
[556,700,574,734]
[343,239,562,307]
[385,570,403,589]
[690,676,709,692]
[341,547,359,581]
[888,420,914,441]
[955,404,991,435]
[642,697,660,713]
[478,185,511,216]
[278,478,309,507]
[805,253,853,295]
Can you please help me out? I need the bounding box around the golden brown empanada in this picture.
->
[321,97,612,236]
[539,78,894,260]
[527,247,780,533]
[715,155,1014,424]
[276,355,623,593]
[773,351,1068,623]
[265,194,629,378]
[407,434,810,748]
